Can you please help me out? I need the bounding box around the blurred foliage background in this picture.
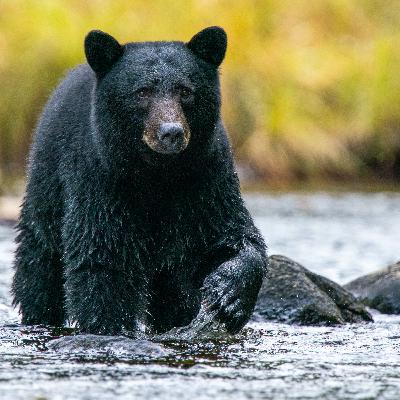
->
[1,0,400,193]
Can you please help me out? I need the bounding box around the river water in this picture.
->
[0,192,399,400]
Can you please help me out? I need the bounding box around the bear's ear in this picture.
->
[84,30,124,77]
[187,26,227,67]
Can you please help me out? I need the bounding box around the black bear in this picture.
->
[12,26,268,335]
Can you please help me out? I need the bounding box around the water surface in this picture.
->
[1,192,399,400]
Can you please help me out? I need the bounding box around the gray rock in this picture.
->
[344,262,400,314]
[253,255,372,325]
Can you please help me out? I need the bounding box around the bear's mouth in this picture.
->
[139,148,186,168]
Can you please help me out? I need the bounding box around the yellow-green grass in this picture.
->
[1,0,400,192]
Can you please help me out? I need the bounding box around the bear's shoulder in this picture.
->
[32,64,95,155]
[54,64,95,101]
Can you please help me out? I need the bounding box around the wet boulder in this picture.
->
[253,255,372,325]
[344,262,400,314]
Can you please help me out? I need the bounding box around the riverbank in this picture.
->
[0,196,20,223]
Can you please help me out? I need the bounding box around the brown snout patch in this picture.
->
[143,99,190,154]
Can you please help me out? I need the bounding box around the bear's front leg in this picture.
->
[64,264,147,335]
[62,211,148,335]
[201,242,267,334]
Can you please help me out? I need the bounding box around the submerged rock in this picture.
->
[48,335,170,357]
[344,262,400,314]
[47,307,230,354]
[253,255,372,325]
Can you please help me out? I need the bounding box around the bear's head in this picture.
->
[85,27,227,171]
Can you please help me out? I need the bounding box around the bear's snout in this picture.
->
[142,99,190,156]
[157,123,185,154]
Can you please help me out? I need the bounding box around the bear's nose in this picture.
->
[157,122,185,153]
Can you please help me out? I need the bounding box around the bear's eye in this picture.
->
[136,87,152,99]
[179,86,193,100]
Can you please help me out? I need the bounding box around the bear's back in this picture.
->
[31,64,95,160]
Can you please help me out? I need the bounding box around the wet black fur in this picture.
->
[12,27,268,335]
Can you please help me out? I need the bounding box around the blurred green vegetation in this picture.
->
[1,0,400,192]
